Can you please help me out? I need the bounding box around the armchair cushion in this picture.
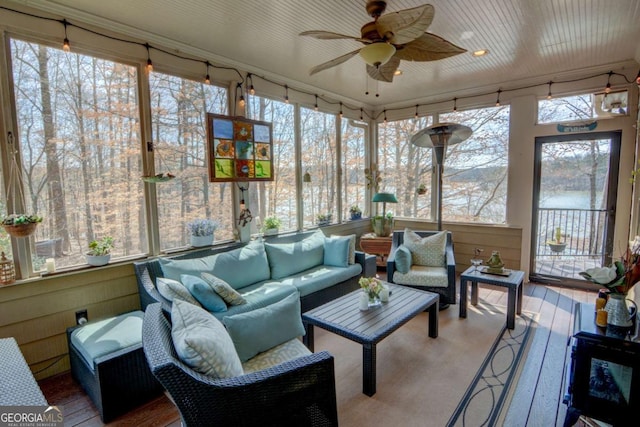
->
[181,274,227,313]
[171,300,243,379]
[323,236,350,267]
[156,277,201,307]
[404,228,447,267]
[242,339,311,373]
[223,293,305,362]
[394,245,412,273]
[201,273,247,306]
[392,266,449,288]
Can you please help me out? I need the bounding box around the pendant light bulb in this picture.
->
[239,95,246,108]
[63,38,70,53]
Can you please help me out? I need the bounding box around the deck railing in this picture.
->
[536,208,607,261]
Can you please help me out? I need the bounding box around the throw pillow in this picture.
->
[171,300,243,379]
[331,234,356,264]
[181,274,227,313]
[264,230,325,279]
[201,272,247,306]
[156,277,201,307]
[394,244,412,273]
[403,228,447,267]
[323,236,350,267]
[223,293,305,362]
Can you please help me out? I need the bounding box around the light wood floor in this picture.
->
[38,280,597,427]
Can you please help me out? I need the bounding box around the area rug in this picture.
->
[312,298,537,427]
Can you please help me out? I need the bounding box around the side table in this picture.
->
[359,233,392,268]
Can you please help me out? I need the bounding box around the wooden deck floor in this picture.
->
[37,281,597,427]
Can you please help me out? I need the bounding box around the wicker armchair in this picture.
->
[142,303,339,427]
[386,230,457,306]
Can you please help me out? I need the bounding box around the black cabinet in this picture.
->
[563,303,640,426]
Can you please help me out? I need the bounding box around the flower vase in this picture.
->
[368,294,382,308]
[191,234,213,247]
[605,294,632,327]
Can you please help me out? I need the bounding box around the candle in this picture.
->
[595,309,608,327]
[359,292,369,311]
[45,258,56,273]
[595,297,606,311]
[379,286,389,302]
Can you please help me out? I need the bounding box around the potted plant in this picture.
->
[187,219,219,247]
[547,227,567,253]
[416,184,427,195]
[261,216,281,236]
[349,205,362,220]
[316,213,332,226]
[1,214,43,238]
[371,212,394,237]
[86,236,114,266]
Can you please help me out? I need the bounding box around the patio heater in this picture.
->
[411,123,472,230]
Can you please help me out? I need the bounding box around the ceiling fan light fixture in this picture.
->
[472,49,488,57]
[359,42,396,67]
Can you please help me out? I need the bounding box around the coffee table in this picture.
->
[302,283,439,396]
[459,266,525,329]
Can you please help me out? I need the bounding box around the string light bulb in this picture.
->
[247,74,255,95]
[339,102,343,118]
[360,108,364,121]
[204,61,211,85]
[495,89,502,107]
[284,85,289,104]
[414,104,419,120]
[383,109,387,124]
[145,43,153,74]
[453,97,457,112]
[236,83,245,107]
[314,95,319,111]
[547,81,553,99]
[605,71,612,93]
[62,19,70,53]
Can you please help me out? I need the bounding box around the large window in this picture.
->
[10,38,145,272]
[378,117,433,218]
[301,108,337,227]
[440,106,509,224]
[149,72,231,249]
[341,120,367,219]
[247,95,296,232]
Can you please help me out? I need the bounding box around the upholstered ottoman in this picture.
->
[67,311,163,422]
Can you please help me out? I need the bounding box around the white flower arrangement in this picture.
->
[186,219,220,236]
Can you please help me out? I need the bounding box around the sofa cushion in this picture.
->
[331,234,356,264]
[392,265,449,288]
[156,277,201,307]
[394,244,412,273]
[201,273,247,306]
[223,293,305,362]
[70,311,144,369]
[261,263,362,298]
[403,228,447,267]
[242,339,312,374]
[181,274,227,313]
[264,230,325,279]
[323,236,350,267]
[209,282,299,320]
[171,300,243,379]
[159,241,270,289]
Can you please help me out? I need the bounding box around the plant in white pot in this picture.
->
[187,219,219,247]
[261,216,281,236]
[86,236,114,266]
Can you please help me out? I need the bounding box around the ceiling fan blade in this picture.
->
[309,49,361,75]
[299,30,369,43]
[375,4,435,45]
[395,33,466,61]
[366,56,401,82]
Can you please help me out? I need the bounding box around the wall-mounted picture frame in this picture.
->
[206,113,274,182]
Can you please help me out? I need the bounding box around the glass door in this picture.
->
[530,131,621,285]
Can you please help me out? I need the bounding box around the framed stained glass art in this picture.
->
[206,113,274,182]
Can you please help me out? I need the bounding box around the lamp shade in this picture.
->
[359,42,396,67]
[372,192,398,203]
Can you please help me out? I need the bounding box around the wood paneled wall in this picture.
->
[0,220,522,380]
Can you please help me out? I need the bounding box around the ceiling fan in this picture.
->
[300,1,466,82]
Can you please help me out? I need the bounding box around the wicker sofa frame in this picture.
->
[134,232,376,314]
[142,303,339,426]
[386,230,457,306]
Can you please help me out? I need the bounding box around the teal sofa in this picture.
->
[134,230,376,317]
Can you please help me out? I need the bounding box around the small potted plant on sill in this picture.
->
[1,213,43,238]
[316,213,332,226]
[86,236,114,266]
[416,184,427,195]
[349,205,362,220]
[547,227,567,253]
[187,218,219,247]
[261,216,281,236]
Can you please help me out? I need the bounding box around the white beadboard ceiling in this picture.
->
[18,0,640,108]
